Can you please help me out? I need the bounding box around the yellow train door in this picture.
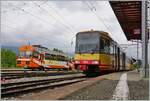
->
[99,37,111,70]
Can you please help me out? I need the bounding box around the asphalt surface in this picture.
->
[62,70,149,100]
[127,71,149,100]
[128,80,149,100]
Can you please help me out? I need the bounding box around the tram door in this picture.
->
[117,47,120,71]
[122,53,126,70]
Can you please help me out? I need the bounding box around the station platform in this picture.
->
[62,70,149,100]
[10,70,149,100]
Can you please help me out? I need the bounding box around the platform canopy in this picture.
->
[109,1,141,40]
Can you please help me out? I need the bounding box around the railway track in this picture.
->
[1,74,86,98]
[1,70,82,80]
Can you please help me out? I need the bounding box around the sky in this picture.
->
[1,0,150,63]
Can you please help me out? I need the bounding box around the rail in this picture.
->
[1,74,86,98]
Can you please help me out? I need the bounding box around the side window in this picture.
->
[47,54,56,60]
[45,53,50,60]
[104,39,110,54]
[100,38,105,53]
[100,38,111,54]
[110,44,114,55]
[49,54,53,60]
[53,55,57,60]
[110,43,116,55]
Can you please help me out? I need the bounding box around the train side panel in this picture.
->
[75,53,113,71]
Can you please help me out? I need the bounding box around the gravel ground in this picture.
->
[127,70,149,100]
[128,80,149,100]
[62,79,118,100]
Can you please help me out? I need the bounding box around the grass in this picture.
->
[1,66,20,69]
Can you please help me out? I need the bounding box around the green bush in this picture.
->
[1,49,16,68]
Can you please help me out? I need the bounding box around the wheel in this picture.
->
[38,67,45,71]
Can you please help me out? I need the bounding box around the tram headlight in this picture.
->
[75,61,80,64]
[92,61,99,64]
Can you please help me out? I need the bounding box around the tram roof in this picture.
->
[48,50,66,56]
[109,1,141,40]
[32,45,66,56]
[77,30,109,35]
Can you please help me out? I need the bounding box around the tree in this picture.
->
[1,49,16,68]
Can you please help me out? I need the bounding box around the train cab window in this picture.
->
[19,52,24,58]
[26,51,32,58]
[17,60,21,64]
[19,51,32,58]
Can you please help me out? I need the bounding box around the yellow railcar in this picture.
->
[74,30,128,75]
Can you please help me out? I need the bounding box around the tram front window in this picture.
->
[77,44,99,53]
[75,32,99,53]
[19,51,32,58]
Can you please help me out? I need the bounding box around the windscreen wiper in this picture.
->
[78,49,81,54]
[91,45,98,54]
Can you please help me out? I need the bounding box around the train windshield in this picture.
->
[19,51,32,58]
[76,32,99,53]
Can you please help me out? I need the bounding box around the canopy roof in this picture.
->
[109,1,141,40]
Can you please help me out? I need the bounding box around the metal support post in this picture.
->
[141,1,149,78]
[137,40,139,60]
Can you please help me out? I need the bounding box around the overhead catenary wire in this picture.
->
[10,6,55,33]
[1,3,53,30]
[89,2,117,33]
[86,1,128,45]
[89,1,118,35]
[3,1,75,34]
[31,1,77,49]
[2,2,73,51]
[9,1,73,35]
[84,1,111,32]
[31,1,74,34]
[45,2,76,32]
[9,3,73,39]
